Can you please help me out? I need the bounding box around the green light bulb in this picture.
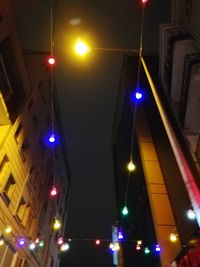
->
[122,206,128,216]
[144,247,150,254]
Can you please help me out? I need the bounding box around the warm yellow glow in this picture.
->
[137,240,142,245]
[53,219,61,230]
[127,161,136,172]
[170,233,178,242]
[0,239,4,246]
[5,226,12,234]
[74,39,91,56]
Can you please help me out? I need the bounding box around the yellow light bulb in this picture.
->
[5,226,12,234]
[53,219,61,230]
[74,40,91,56]
[127,161,136,172]
[0,239,4,246]
[170,233,177,242]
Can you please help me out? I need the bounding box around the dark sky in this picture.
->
[11,1,171,266]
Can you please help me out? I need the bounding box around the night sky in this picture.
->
[11,1,171,266]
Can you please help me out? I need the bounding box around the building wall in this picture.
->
[0,1,70,266]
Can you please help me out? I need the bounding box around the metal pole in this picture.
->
[141,56,200,227]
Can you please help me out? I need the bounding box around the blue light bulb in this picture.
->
[118,231,124,240]
[135,91,143,100]
[49,134,55,143]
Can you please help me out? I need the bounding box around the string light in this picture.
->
[29,243,36,250]
[0,239,4,246]
[127,161,136,172]
[144,247,150,254]
[48,133,56,143]
[53,219,61,230]
[57,237,64,246]
[35,238,40,244]
[169,233,178,242]
[50,185,58,197]
[60,243,70,251]
[109,242,120,251]
[39,241,45,248]
[48,56,56,65]
[118,231,124,240]
[5,226,12,234]
[16,237,26,247]
[122,206,129,216]
[187,209,196,220]
[154,244,161,252]
[135,91,143,100]
[95,239,101,245]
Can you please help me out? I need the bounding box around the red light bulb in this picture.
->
[50,186,57,197]
[57,237,64,245]
[95,239,101,245]
[48,56,55,65]
[142,0,148,3]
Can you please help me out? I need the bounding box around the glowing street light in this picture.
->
[74,40,91,56]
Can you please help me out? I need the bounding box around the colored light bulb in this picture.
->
[29,243,36,250]
[95,239,101,245]
[118,231,124,240]
[187,209,196,220]
[50,186,57,196]
[155,244,161,252]
[5,226,12,234]
[60,243,69,251]
[53,219,61,230]
[0,239,4,246]
[136,244,141,250]
[39,241,44,248]
[57,237,64,245]
[48,57,55,65]
[170,233,177,242]
[127,161,136,172]
[109,242,120,251]
[17,238,26,247]
[144,247,150,254]
[35,238,40,244]
[49,134,55,143]
[135,91,143,100]
[122,206,129,216]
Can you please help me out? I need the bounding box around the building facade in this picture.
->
[0,1,70,266]
[112,1,200,265]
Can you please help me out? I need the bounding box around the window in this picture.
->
[16,198,30,227]
[2,174,16,205]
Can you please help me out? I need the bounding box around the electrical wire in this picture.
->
[121,1,147,227]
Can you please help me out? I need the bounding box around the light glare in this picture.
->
[75,40,91,56]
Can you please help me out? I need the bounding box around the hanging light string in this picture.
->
[121,0,147,223]
[49,0,59,217]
